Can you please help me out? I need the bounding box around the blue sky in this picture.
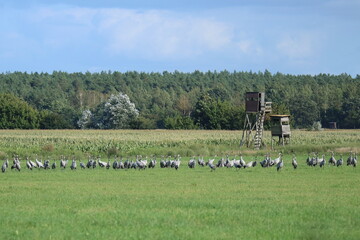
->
[0,0,359,75]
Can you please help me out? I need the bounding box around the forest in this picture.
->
[0,70,359,129]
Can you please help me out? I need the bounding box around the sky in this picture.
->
[0,0,359,75]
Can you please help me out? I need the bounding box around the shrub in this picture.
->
[311,121,323,131]
[107,147,119,157]
[42,144,55,152]
[0,94,39,129]
[0,151,7,160]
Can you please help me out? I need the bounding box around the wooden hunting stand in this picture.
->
[270,115,291,148]
[240,92,272,149]
[329,122,337,129]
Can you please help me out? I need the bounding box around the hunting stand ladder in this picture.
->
[240,92,272,149]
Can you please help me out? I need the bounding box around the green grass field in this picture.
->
[1,130,360,239]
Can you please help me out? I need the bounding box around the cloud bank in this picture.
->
[97,9,233,59]
[24,7,236,60]
[16,5,316,60]
[1,2,358,75]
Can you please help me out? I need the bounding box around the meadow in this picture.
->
[1,129,360,239]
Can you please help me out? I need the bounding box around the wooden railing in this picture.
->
[265,102,272,113]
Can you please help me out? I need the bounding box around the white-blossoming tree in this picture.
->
[77,109,92,129]
[78,93,139,129]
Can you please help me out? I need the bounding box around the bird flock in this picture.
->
[1,152,357,174]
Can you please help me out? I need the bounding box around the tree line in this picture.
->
[0,70,359,129]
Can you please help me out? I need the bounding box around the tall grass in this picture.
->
[0,129,359,158]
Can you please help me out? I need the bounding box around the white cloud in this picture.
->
[276,33,318,59]
[237,40,263,56]
[24,6,236,60]
[96,9,233,59]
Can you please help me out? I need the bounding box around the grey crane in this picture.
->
[12,155,18,165]
[353,154,357,167]
[92,159,97,168]
[226,158,234,168]
[234,160,242,169]
[171,160,177,168]
[267,153,277,167]
[136,159,146,170]
[35,155,44,168]
[208,162,216,171]
[233,157,241,168]
[269,158,275,167]
[60,156,68,169]
[244,161,253,168]
[44,157,51,170]
[51,160,56,169]
[166,157,174,168]
[112,160,118,169]
[160,160,166,168]
[128,160,133,169]
[216,157,225,168]
[29,158,37,168]
[129,160,135,169]
[239,154,246,168]
[259,159,267,168]
[347,151,353,166]
[124,159,131,169]
[2,161,7,173]
[244,156,257,168]
[134,156,146,170]
[173,155,181,170]
[260,154,269,168]
[336,155,343,167]
[26,159,32,170]
[148,156,156,168]
[112,156,118,169]
[174,160,180,170]
[224,155,233,168]
[86,156,93,168]
[292,155,298,169]
[348,152,357,167]
[80,161,86,169]
[252,158,257,167]
[306,153,312,166]
[206,156,215,167]
[329,152,336,166]
[11,160,21,171]
[44,160,50,170]
[198,156,205,167]
[273,153,282,166]
[276,158,284,171]
[140,156,148,168]
[11,156,21,171]
[98,157,107,168]
[308,153,318,167]
[319,154,326,168]
[131,161,138,169]
[70,159,77,170]
[117,158,124,169]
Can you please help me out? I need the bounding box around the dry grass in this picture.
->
[333,147,360,153]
